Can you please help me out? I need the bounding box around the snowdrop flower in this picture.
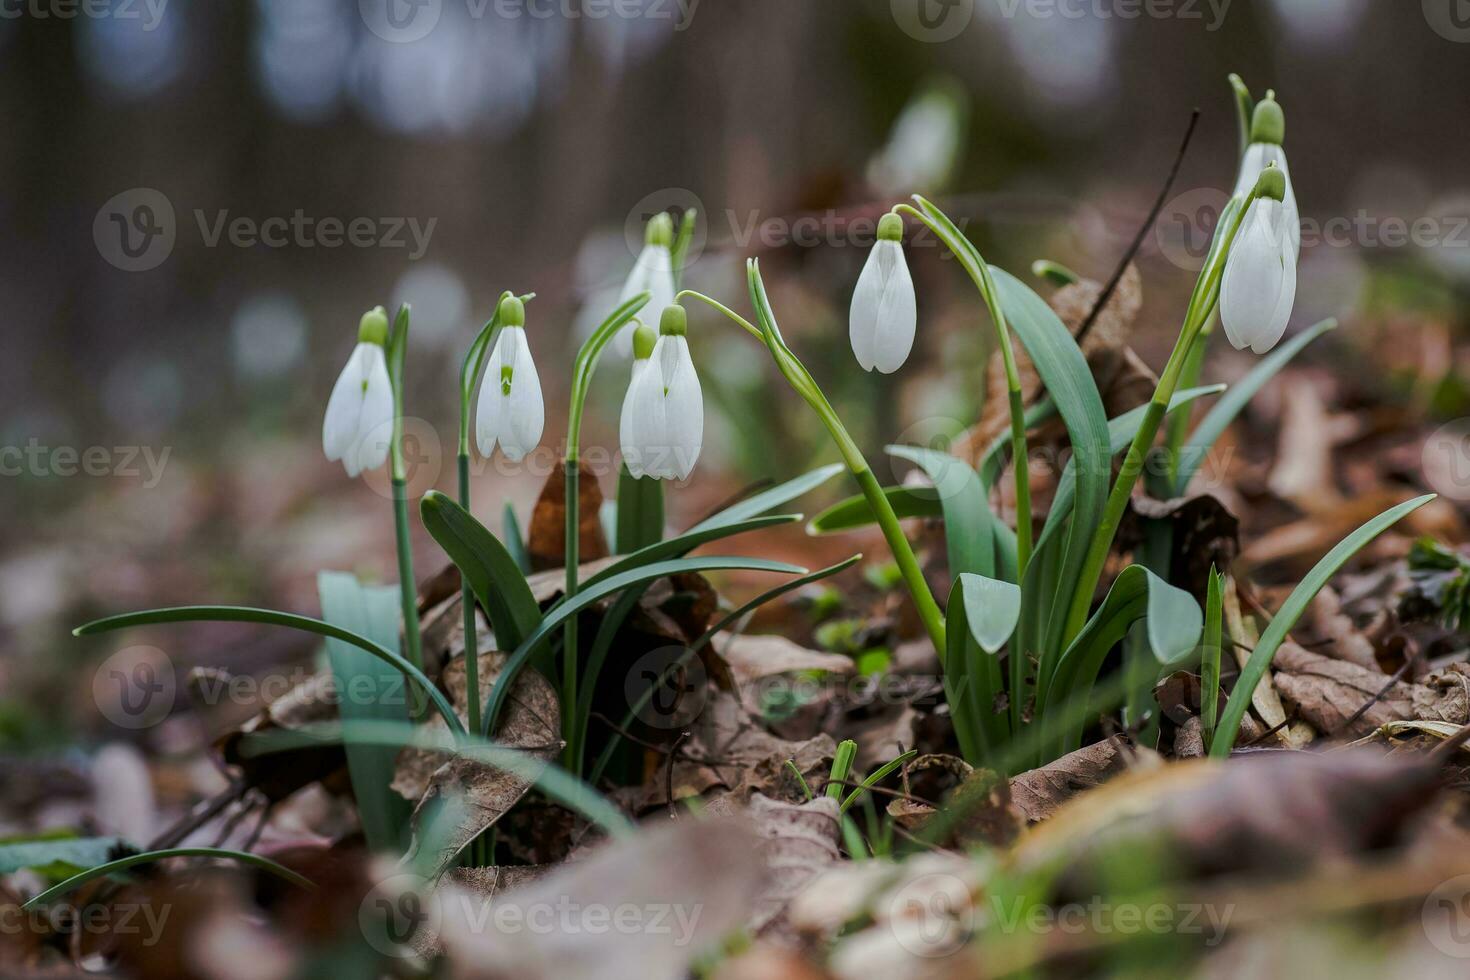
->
[621,305,702,480]
[322,306,395,478]
[615,212,676,357]
[1221,166,1296,355]
[619,321,665,479]
[1231,91,1299,259]
[850,212,917,374]
[475,295,544,462]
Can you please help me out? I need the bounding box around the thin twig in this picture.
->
[1075,108,1201,344]
[1335,656,1417,736]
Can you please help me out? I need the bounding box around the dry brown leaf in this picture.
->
[1298,585,1380,669]
[1272,641,1415,737]
[527,459,609,572]
[1223,576,1294,746]
[1008,734,1138,823]
[745,793,843,943]
[1267,380,1344,507]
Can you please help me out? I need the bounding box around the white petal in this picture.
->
[659,336,703,480]
[871,242,917,374]
[1252,243,1296,354]
[500,333,544,462]
[1221,201,1289,352]
[354,348,395,474]
[322,343,370,462]
[475,332,509,458]
[615,245,675,358]
[624,356,667,479]
[849,245,886,372]
[1234,143,1300,259]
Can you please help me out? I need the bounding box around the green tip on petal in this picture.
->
[646,212,675,248]
[498,294,526,328]
[1253,165,1287,202]
[357,306,389,346]
[632,321,658,360]
[659,304,687,337]
[500,363,513,396]
[877,212,904,243]
[1249,91,1284,145]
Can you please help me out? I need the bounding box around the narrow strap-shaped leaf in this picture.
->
[1174,318,1336,495]
[23,847,313,910]
[956,571,1023,755]
[1211,495,1435,757]
[420,491,541,651]
[75,606,462,733]
[1040,564,1202,757]
[944,578,1007,765]
[503,502,531,575]
[806,485,942,533]
[686,463,844,534]
[581,514,798,591]
[615,464,665,553]
[840,750,918,814]
[317,572,412,854]
[887,445,995,579]
[483,556,806,737]
[1200,566,1224,751]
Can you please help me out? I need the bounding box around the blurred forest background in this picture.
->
[3,0,1470,752]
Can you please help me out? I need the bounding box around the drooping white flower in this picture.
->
[322,307,395,479]
[1221,169,1297,355]
[619,321,666,479]
[850,212,917,374]
[615,212,677,358]
[620,306,702,481]
[1231,91,1299,259]
[475,296,544,462]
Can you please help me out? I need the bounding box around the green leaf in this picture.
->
[317,572,412,854]
[241,720,635,842]
[687,463,843,534]
[1200,567,1224,751]
[503,502,531,575]
[1211,495,1435,757]
[957,572,1022,654]
[615,464,665,553]
[1040,564,1202,756]
[420,491,541,651]
[1174,318,1336,494]
[74,606,462,733]
[806,485,942,533]
[23,847,313,911]
[886,445,996,578]
[0,835,125,877]
[944,577,1007,765]
[583,514,798,591]
[483,556,806,737]
[840,750,917,814]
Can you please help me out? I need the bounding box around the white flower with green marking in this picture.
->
[616,213,677,358]
[850,212,917,374]
[1232,91,1299,260]
[475,296,544,461]
[1222,167,1297,355]
[322,306,395,478]
[619,306,702,480]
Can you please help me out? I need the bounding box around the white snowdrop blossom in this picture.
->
[322,307,395,479]
[1232,92,1299,259]
[621,306,702,481]
[615,212,677,358]
[1221,170,1297,355]
[849,213,917,374]
[475,297,544,462]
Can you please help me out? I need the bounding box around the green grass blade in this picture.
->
[806,485,942,533]
[1200,566,1224,751]
[23,848,313,910]
[582,514,799,591]
[503,502,531,575]
[886,445,996,579]
[1211,495,1435,757]
[317,572,412,854]
[615,464,665,553]
[420,490,542,651]
[1174,318,1336,495]
[840,750,918,814]
[686,463,844,534]
[74,606,461,733]
[483,556,806,737]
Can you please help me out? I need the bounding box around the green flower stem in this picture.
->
[561,294,651,772]
[387,310,426,721]
[680,280,948,657]
[457,451,480,734]
[1060,194,1253,646]
[894,200,1032,575]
